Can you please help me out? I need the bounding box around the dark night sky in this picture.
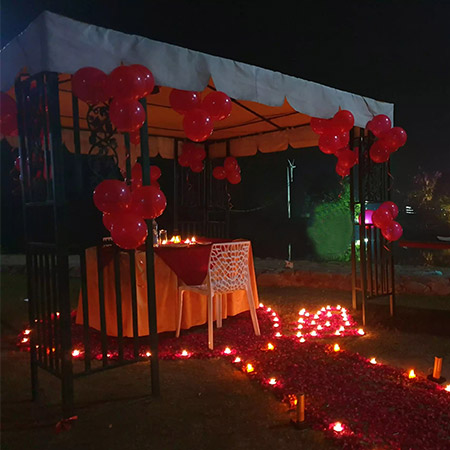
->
[1,0,450,189]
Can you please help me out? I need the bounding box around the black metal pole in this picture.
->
[139,98,160,396]
[358,128,367,326]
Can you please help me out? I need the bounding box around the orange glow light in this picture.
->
[146,351,151,357]
[267,343,275,350]
[409,369,416,379]
[334,344,340,352]
[246,363,254,373]
[72,349,80,357]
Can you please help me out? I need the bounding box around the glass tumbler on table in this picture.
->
[159,229,167,245]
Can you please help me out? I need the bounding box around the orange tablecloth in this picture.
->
[76,243,259,337]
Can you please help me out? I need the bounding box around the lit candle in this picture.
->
[325,321,331,327]
[445,384,450,392]
[357,328,365,335]
[310,331,317,337]
[72,349,80,357]
[259,303,264,308]
[223,347,231,355]
[233,356,241,363]
[246,363,254,373]
[337,305,342,310]
[409,369,416,379]
[269,378,277,385]
[317,325,323,330]
[433,357,443,380]
[296,393,305,423]
[191,236,196,243]
[267,343,275,350]
[296,332,302,338]
[333,344,340,352]
[181,349,189,357]
[333,422,344,432]
[24,329,31,335]
[275,332,282,337]
[326,312,332,318]
[369,357,377,364]
[146,351,151,357]
[299,337,305,343]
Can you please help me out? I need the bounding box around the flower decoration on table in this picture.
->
[371,200,403,241]
[170,88,232,142]
[213,156,241,184]
[72,64,155,134]
[93,177,167,250]
[366,114,407,163]
[177,142,206,173]
[0,91,18,136]
[310,110,357,178]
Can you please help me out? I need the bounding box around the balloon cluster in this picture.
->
[177,142,206,173]
[93,175,166,250]
[0,92,18,136]
[169,89,232,142]
[212,156,241,184]
[371,201,403,241]
[310,110,357,177]
[72,65,155,136]
[130,162,161,190]
[366,115,407,163]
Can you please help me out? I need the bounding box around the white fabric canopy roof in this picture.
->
[1,11,393,130]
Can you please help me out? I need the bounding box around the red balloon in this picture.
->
[129,64,155,97]
[107,65,145,101]
[213,166,227,180]
[335,163,350,178]
[380,127,407,151]
[319,133,343,154]
[178,152,191,167]
[227,170,241,184]
[372,208,393,229]
[131,185,167,219]
[201,91,232,121]
[72,67,109,104]
[129,130,140,145]
[190,161,204,173]
[224,156,238,173]
[381,221,403,241]
[150,165,161,181]
[110,212,148,250]
[191,146,207,161]
[169,89,201,114]
[183,109,213,142]
[310,117,331,135]
[331,110,354,133]
[369,140,391,163]
[379,201,399,219]
[366,114,392,137]
[0,92,18,136]
[102,212,118,231]
[339,131,350,146]
[93,180,131,213]
[337,148,358,169]
[109,99,145,132]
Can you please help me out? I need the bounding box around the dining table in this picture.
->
[75,238,259,337]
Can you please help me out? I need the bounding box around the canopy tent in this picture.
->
[1,11,394,164]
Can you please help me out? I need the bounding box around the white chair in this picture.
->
[176,241,261,350]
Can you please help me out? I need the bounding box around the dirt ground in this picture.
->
[1,275,450,450]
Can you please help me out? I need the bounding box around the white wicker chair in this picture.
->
[176,241,260,349]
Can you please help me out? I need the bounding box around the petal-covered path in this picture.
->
[18,305,450,449]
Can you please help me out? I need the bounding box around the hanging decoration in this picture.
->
[371,201,403,241]
[213,156,241,184]
[169,88,233,143]
[367,114,407,163]
[0,92,18,136]
[310,110,357,178]
[71,67,109,105]
[93,175,166,249]
[177,142,206,173]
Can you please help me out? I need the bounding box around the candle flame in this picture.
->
[223,347,231,355]
[370,358,377,364]
[273,317,279,322]
[317,325,323,330]
[357,328,365,335]
[273,323,280,328]
[21,337,29,343]
[72,349,80,357]
[444,384,450,392]
[296,332,302,338]
[267,343,275,350]
[310,330,317,337]
[246,363,254,373]
[325,321,331,327]
[334,344,340,352]
[181,350,189,357]
[161,239,168,245]
[337,305,342,310]
[24,329,31,335]
[146,351,151,357]
[333,422,344,432]
[298,324,303,329]
[267,307,272,312]
[326,305,331,310]
[409,369,416,379]
[299,337,306,343]
[233,356,241,363]
[191,236,196,242]
[299,308,305,315]
[275,332,282,337]
[313,314,319,319]
[259,303,264,308]
[311,320,316,325]
[268,378,277,385]
[326,312,332,318]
